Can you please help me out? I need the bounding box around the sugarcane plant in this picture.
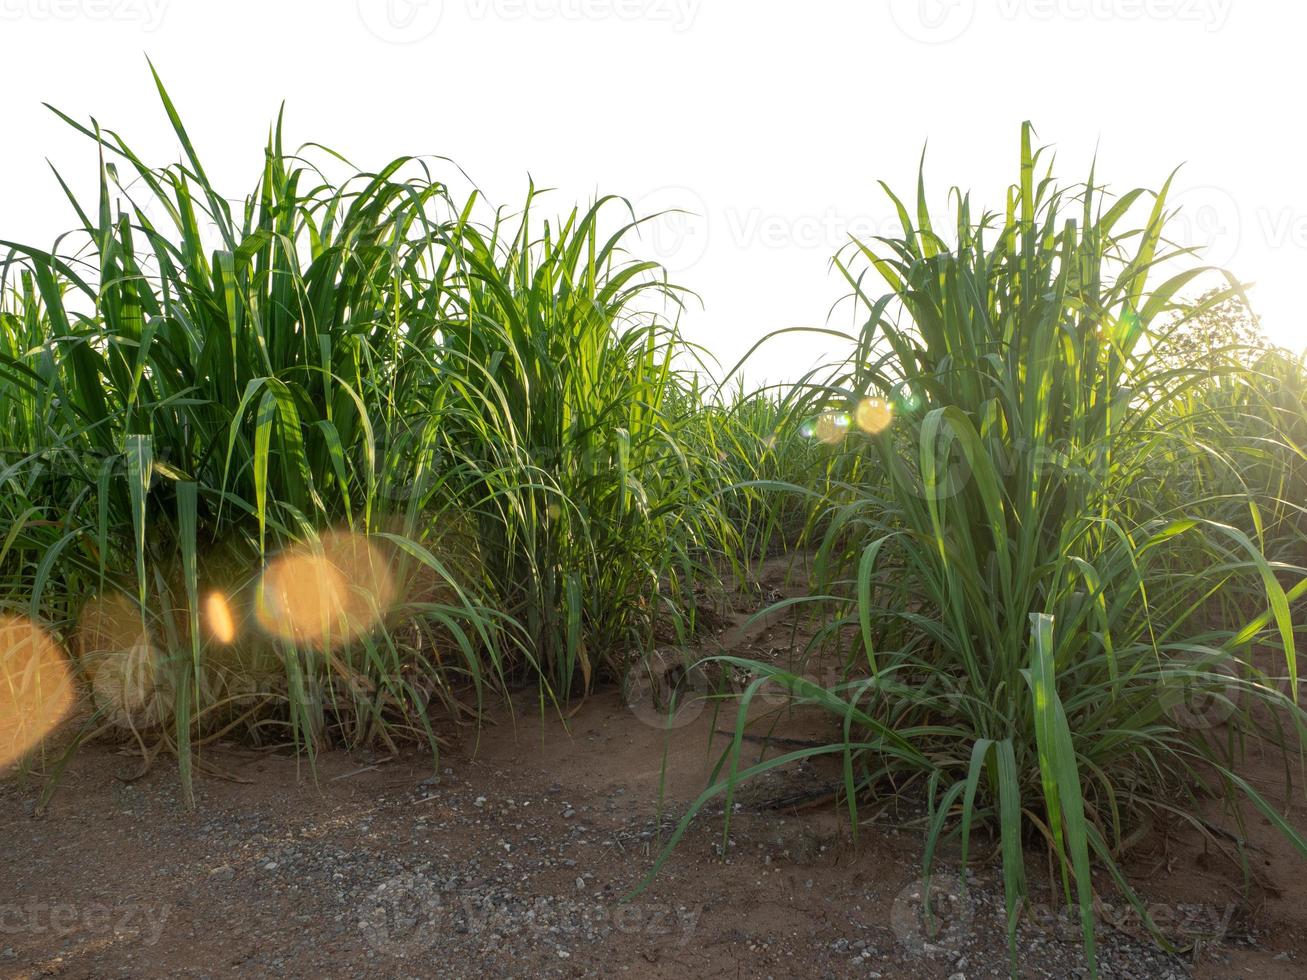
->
[646,124,1307,976]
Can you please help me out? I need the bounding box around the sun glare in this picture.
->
[855,397,894,435]
[814,411,852,445]
[0,615,75,769]
[204,592,237,645]
[255,532,395,649]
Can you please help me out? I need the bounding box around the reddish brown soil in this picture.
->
[2,561,1305,978]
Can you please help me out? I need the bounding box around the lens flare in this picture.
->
[897,388,922,413]
[255,531,395,649]
[204,592,237,645]
[1,615,75,769]
[814,411,851,445]
[855,396,894,435]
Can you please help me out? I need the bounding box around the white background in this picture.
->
[1,0,1303,383]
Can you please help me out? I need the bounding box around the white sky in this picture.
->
[2,0,1304,384]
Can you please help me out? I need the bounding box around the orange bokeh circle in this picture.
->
[1,615,75,768]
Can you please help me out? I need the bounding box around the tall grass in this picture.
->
[0,68,735,790]
[422,193,736,691]
[696,382,823,566]
[648,124,1307,974]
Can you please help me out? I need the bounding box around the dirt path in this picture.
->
[2,573,1305,978]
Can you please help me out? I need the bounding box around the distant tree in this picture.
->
[1156,288,1268,373]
